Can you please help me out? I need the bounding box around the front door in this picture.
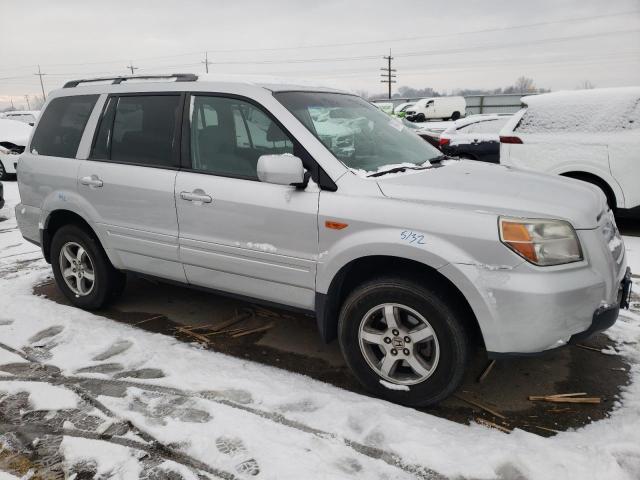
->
[77,93,185,282]
[175,94,319,309]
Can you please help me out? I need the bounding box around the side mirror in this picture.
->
[257,154,305,186]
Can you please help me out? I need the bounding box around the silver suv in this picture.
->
[15,74,632,406]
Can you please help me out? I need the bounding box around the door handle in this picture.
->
[80,175,103,188]
[180,191,212,204]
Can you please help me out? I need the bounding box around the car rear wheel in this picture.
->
[51,224,126,310]
[338,277,470,406]
[451,111,461,120]
[0,161,7,180]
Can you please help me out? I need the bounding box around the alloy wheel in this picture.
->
[59,241,95,296]
[358,303,440,385]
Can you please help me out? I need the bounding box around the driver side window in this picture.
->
[190,95,294,179]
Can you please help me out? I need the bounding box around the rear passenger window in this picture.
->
[91,95,181,168]
[189,96,293,179]
[30,95,98,158]
[460,118,509,134]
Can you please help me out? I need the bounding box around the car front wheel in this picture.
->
[338,277,469,406]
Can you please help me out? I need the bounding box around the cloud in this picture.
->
[0,0,638,108]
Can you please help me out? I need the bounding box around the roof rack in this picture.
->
[63,73,198,88]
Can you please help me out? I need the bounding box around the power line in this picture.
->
[380,50,396,99]
[1,29,637,89]
[1,8,637,73]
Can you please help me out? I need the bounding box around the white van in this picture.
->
[500,87,640,217]
[406,96,466,121]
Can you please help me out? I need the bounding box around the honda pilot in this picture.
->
[15,74,632,406]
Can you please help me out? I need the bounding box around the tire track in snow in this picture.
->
[0,423,231,480]
[0,343,238,480]
[0,341,444,479]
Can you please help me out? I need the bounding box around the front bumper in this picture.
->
[447,220,629,356]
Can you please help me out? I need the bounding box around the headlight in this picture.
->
[499,217,583,266]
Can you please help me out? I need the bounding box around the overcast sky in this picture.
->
[1,0,639,109]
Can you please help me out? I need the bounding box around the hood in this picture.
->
[0,118,32,146]
[376,160,605,229]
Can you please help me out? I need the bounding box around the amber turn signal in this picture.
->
[499,220,538,263]
[325,221,349,230]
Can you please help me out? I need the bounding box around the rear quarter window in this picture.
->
[30,95,98,158]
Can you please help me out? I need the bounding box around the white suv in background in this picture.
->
[500,87,640,217]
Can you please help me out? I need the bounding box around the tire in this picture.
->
[51,224,126,310]
[451,111,461,121]
[338,277,469,407]
[0,160,7,180]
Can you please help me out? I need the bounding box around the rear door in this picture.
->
[175,94,319,309]
[77,93,186,282]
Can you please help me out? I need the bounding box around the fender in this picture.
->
[315,229,486,295]
[41,189,124,269]
[552,165,625,209]
[314,225,521,344]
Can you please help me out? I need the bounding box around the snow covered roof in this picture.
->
[522,86,640,107]
[517,87,640,134]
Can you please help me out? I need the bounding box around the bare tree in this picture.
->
[577,80,595,90]
[514,76,536,93]
[30,95,45,110]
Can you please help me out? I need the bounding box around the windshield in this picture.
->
[274,91,443,172]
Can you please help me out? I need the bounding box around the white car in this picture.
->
[393,102,415,116]
[0,110,40,126]
[0,118,33,180]
[500,87,640,217]
[371,102,394,115]
[406,96,466,121]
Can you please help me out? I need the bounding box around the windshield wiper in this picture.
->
[429,154,453,163]
[367,165,430,178]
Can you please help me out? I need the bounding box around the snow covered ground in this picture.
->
[1,180,639,480]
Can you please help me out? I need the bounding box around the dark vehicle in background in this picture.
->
[408,121,453,149]
[439,114,511,163]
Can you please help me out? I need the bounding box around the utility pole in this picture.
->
[380,50,396,100]
[127,61,138,75]
[10,98,14,110]
[202,52,212,73]
[24,95,30,110]
[34,65,47,101]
